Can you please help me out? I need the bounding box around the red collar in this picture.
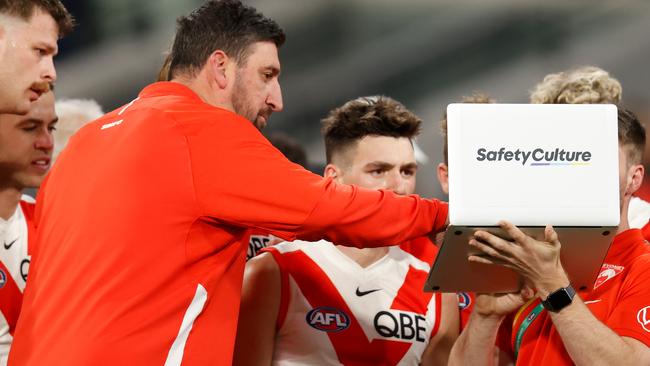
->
[605,228,649,264]
[138,82,205,102]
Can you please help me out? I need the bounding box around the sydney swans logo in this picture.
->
[476,147,592,166]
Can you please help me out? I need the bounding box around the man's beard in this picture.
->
[232,80,271,130]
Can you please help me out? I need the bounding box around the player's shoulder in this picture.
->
[18,195,36,222]
[623,243,650,283]
[398,236,438,266]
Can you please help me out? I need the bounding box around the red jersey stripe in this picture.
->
[0,261,22,335]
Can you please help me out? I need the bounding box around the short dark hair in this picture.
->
[440,92,494,165]
[322,96,422,164]
[0,0,74,37]
[169,0,285,78]
[618,107,646,166]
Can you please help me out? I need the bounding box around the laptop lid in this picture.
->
[426,104,619,293]
[447,103,619,226]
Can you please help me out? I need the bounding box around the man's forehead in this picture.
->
[353,136,416,165]
[12,8,59,42]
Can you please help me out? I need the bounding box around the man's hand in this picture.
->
[474,287,534,318]
[468,221,570,299]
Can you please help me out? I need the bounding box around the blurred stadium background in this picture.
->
[57,0,650,198]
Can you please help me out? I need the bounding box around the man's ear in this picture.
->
[324,164,342,182]
[437,162,449,195]
[207,50,230,89]
[627,163,645,196]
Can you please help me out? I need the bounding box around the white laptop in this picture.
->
[425,103,620,293]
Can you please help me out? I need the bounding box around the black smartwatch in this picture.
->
[541,284,576,312]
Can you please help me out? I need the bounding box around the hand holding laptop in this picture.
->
[469,221,571,298]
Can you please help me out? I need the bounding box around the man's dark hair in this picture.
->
[618,107,646,166]
[0,0,74,37]
[322,96,422,164]
[169,0,285,78]
[267,133,308,168]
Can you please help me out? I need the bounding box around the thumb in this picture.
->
[545,225,560,248]
[521,284,535,300]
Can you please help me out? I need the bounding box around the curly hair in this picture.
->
[322,96,422,164]
[531,66,644,164]
[440,92,495,164]
[530,66,622,104]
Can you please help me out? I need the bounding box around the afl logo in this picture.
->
[306,307,350,332]
[457,292,472,310]
[0,269,6,289]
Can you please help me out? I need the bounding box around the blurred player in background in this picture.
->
[0,0,72,114]
[436,93,495,335]
[52,98,104,161]
[0,90,57,365]
[530,66,650,238]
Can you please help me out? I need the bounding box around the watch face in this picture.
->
[543,286,576,312]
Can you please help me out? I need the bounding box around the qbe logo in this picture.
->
[306,307,350,332]
[0,269,6,289]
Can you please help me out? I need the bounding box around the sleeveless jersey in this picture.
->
[264,240,441,365]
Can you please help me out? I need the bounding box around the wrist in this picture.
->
[471,310,505,326]
[535,271,570,299]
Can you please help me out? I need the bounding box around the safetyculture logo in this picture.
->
[476,147,592,166]
[637,306,650,333]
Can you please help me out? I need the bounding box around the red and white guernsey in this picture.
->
[0,198,35,365]
[264,240,441,366]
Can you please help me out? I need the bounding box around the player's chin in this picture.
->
[20,171,47,189]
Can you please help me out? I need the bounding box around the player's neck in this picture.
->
[617,197,631,234]
[171,75,235,114]
[0,187,22,220]
[336,245,389,268]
